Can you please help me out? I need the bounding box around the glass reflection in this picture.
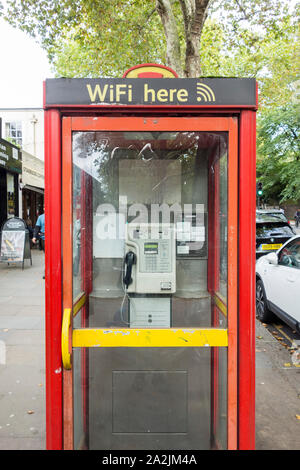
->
[72,130,229,450]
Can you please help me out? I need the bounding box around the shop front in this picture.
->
[21,150,44,238]
[0,137,22,228]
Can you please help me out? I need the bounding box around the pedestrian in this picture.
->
[294,210,300,228]
[32,206,45,278]
[25,216,33,242]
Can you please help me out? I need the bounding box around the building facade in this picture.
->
[0,108,44,229]
[0,108,44,161]
[21,149,44,230]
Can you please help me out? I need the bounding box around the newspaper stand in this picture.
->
[44,64,257,450]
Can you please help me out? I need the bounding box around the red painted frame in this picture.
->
[238,110,256,449]
[122,63,179,78]
[44,109,63,450]
[44,98,256,450]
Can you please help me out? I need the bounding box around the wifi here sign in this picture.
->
[45,78,256,107]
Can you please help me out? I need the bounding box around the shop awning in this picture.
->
[23,184,44,195]
[21,150,44,189]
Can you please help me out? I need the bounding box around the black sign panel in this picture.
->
[2,218,26,231]
[0,138,22,174]
[0,217,32,267]
[45,77,256,107]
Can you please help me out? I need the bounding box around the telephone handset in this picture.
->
[123,251,136,288]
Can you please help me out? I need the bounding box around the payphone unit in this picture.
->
[123,223,176,328]
[124,223,176,294]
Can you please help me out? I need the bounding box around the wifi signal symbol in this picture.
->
[196,83,216,102]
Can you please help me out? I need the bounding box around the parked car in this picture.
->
[256,208,289,223]
[256,210,295,259]
[256,235,300,333]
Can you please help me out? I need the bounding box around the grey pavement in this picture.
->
[290,220,300,235]
[0,248,45,450]
[293,225,300,235]
[0,247,299,450]
[255,320,300,450]
[254,221,300,450]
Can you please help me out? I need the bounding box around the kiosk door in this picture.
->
[61,116,238,450]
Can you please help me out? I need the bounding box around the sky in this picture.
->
[0,18,54,108]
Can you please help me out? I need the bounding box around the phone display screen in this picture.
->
[144,243,158,254]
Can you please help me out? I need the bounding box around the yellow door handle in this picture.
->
[62,308,72,369]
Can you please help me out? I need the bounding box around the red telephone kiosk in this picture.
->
[44,64,257,450]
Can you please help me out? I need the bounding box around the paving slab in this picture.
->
[255,319,300,450]
[0,249,45,450]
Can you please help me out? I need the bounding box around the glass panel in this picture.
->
[73,346,84,449]
[278,238,300,268]
[73,312,88,449]
[218,153,228,302]
[71,129,230,450]
[216,346,228,448]
[72,131,228,329]
[256,223,294,238]
[73,164,83,301]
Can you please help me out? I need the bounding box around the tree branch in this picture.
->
[233,0,250,21]
[136,7,157,34]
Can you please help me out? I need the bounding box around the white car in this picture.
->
[256,235,300,333]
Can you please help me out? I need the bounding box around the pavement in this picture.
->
[0,246,299,450]
[255,220,300,450]
[292,223,300,235]
[255,320,300,450]
[290,219,300,232]
[0,248,45,450]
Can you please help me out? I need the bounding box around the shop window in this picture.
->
[5,121,22,147]
[7,173,15,218]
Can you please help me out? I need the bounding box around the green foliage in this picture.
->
[1,0,298,86]
[2,0,166,77]
[200,10,299,111]
[1,0,299,204]
[256,105,300,203]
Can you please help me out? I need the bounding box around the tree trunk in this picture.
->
[156,0,184,76]
[180,0,210,77]
[156,0,211,78]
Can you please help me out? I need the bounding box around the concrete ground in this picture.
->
[255,220,300,449]
[0,249,45,450]
[255,320,300,450]
[0,247,299,450]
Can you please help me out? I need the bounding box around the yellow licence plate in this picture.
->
[261,243,282,251]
